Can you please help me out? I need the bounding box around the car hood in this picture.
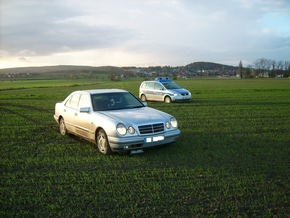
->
[99,107,168,125]
[171,88,189,95]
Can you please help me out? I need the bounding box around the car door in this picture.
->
[63,93,81,133]
[144,82,155,101]
[153,82,165,101]
[73,93,95,140]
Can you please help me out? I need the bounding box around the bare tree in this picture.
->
[238,60,243,79]
[253,58,272,77]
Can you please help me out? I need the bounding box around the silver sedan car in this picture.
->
[54,89,180,154]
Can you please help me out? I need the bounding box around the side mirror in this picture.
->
[142,102,148,107]
[79,107,90,113]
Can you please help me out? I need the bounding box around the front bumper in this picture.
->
[171,95,192,102]
[108,129,180,152]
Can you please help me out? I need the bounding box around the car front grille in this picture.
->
[138,123,164,135]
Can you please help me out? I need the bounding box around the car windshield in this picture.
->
[91,92,144,111]
[162,82,182,90]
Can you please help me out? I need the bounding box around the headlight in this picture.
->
[128,126,135,134]
[170,117,178,128]
[117,123,127,135]
[165,122,171,129]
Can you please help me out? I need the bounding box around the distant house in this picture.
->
[258,72,269,78]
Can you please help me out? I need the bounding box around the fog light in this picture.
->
[166,122,171,129]
[128,126,135,134]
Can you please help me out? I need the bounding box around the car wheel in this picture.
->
[141,94,147,102]
[97,129,112,155]
[164,96,172,103]
[59,118,67,135]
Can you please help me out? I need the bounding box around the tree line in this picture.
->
[240,58,290,78]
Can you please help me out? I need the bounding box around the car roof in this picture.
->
[155,77,173,82]
[73,89,128,95]
[142,77,173,84]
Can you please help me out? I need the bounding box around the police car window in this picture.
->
[154,83,163,90]
[146,82,155,89]
[163,82,181,89]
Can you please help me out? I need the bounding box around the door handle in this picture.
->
[75,113,78,116]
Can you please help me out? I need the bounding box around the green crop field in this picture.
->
[1,78,289,217]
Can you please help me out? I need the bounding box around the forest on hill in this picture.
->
[0,59,289,80]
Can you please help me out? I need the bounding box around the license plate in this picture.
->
[145,136,164,143]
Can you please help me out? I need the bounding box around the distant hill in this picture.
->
[0,62,239,74]
[0,62,240,80]
[186,61,237,71]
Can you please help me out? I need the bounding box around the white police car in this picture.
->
[139,77,192,103]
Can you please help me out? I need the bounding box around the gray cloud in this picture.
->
[1,0,138,55]
[1,0,289,68]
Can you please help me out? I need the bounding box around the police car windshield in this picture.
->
[162,82,182,90]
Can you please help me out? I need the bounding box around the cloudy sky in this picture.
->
[1,0,289,69]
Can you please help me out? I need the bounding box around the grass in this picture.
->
[0,79,107,91]
[1,78,289,217]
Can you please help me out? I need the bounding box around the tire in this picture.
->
[59,118,67,135]
[96,129,112,155]
[141,94,147,102]
[164,96,172,103]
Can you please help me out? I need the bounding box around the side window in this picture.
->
[154,83,164,90]
[65,96,72,106]
[78,93,90,109]
[65,93,81,109]
[146,82,154,89]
